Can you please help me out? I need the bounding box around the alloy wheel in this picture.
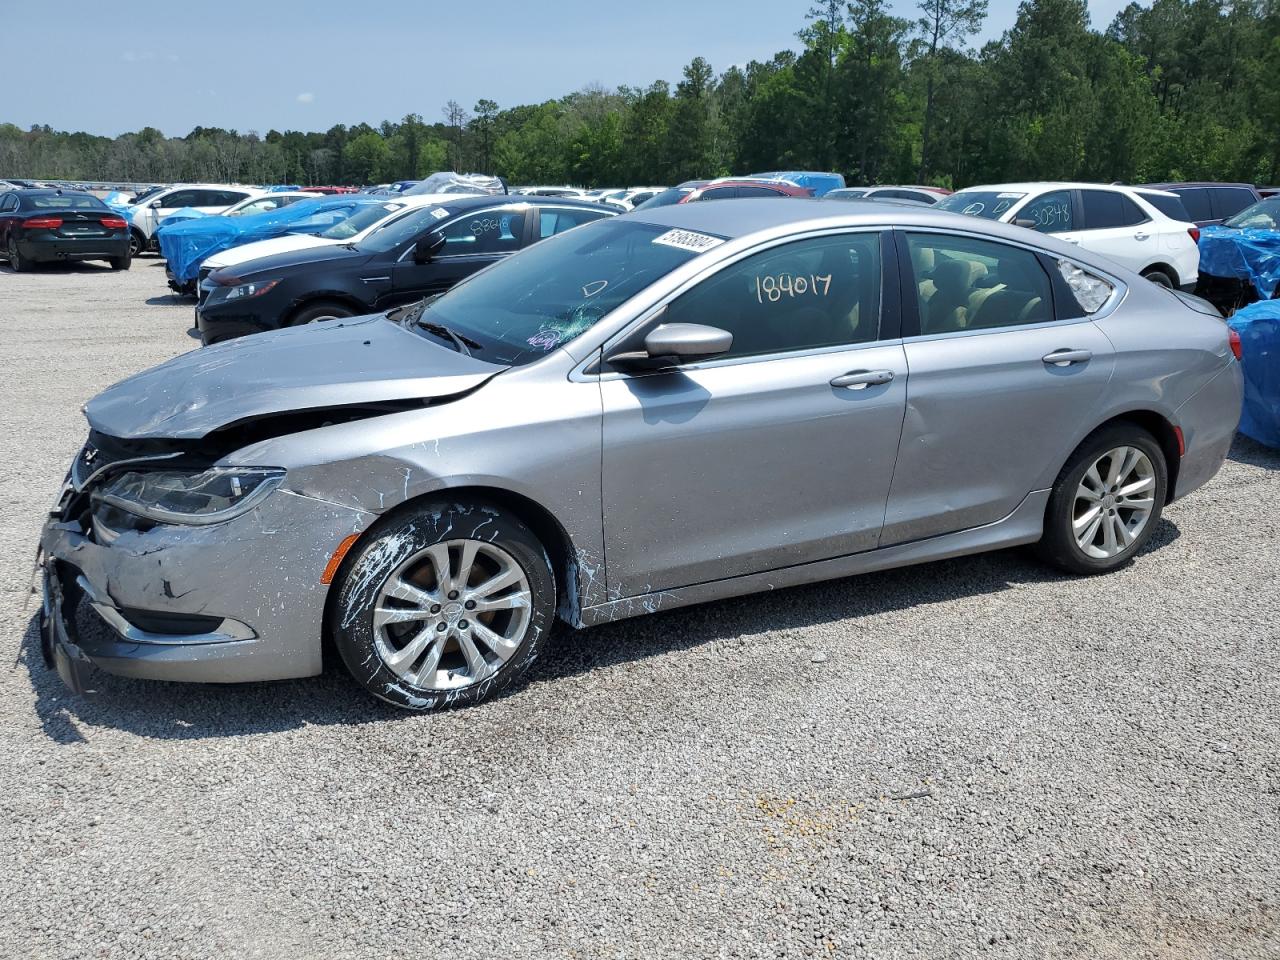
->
[371,539,532,691]
[1072,445,1156,559]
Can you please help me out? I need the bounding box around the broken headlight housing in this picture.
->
[94,467,285,526]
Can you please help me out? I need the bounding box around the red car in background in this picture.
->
[302,186,361,195]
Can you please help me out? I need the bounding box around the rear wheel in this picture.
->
[1036,423,1168,575]
[7,236,29,272]
[109,252,131,271]
[290,300,356,326]
[332,501,555,710]
[1142,268,1175,289]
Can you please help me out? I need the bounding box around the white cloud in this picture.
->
[297,92,315,104]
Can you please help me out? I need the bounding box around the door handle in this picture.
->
[1134,231,1150,241]
[1060,236,1081,244]
[1042,348,1093,366]
[830,369,895,389]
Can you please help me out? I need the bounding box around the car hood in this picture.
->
[203,234,339,271]
[85,314,505,440]
[210,242,369,280]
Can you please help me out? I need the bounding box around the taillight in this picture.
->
[21,216,62,229]
[1228,328,1242,361]
[100,216,127,229]
[1188,226,1201,243]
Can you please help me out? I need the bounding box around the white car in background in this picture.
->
[937,182,1200,290]
[217,191,322,217]
[195,194,459,304]
[601,187,667,211]
[126,183,266,256]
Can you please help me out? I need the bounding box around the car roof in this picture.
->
[435,193,609,211]
[628,196,1018,239]
[1140,181,1258,190]
[12,188,98,197]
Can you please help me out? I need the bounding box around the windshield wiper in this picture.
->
[397,299,481,356]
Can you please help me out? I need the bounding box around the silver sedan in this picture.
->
[40,200,1244,709]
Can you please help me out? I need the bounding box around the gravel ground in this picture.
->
[1,258,1278,960]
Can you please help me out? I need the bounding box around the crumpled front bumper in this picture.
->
[39,486,374,687]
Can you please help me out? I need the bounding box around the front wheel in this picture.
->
[128,231,145,259]
[331,501,555,710]
[1036,424,1168,575]
[290,300,355,326]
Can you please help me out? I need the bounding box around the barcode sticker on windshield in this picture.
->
[430,208,450,220]
[652,229,725,253]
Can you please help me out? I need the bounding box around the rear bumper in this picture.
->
[19,236,129,262]
[1173,359,1244,501]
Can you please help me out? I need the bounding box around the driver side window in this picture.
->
[439,207,526,255]
[663,232,883,360]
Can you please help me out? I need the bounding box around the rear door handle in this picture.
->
[1042,348,1093,366]
[830,369,895,389]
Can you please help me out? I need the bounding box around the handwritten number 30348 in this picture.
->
[755,273,832,303]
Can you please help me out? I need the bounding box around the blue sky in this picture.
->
[6,0,1136,137]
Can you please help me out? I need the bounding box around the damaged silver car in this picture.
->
[40,201,1243,710]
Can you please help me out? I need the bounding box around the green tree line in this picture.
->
[2,0,1278,188]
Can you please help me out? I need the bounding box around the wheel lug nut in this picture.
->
[429,604,441,614]
[464,600,476,610]
[436,622,448,632]
[458,620,469,630]
[447,590,459,600]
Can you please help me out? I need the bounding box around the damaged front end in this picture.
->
[39,427,376,689]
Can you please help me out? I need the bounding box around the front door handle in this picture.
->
[830,369,895,389]
[1134,231,1150,241]
[1042,348,1093,366]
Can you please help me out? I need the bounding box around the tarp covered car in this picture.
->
[159,195,381,290]
[1195,198,1280,312]
[1225,300,1280,448]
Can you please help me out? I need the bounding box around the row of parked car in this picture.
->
[3,172,1278,321]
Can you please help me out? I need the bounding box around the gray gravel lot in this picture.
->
[1,258,1278,960]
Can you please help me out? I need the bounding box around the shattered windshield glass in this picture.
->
[410,219,716,365]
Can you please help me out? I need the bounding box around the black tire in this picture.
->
[290,300,356,326]
[1036,423,1168,575]
[7,236,29,272]
[128,230,145,259]
[109,252,131,271]
[1142,268,1175,289]
[331,500,555,711]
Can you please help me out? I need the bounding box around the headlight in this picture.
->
[94,467,285,525]
[222,279,280,300]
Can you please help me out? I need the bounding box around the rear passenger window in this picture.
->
[1017,190,1074,232]
[1210,188,1257,220]
[1175,188,1212,222]
[1080,190,1148,229]
[906,233,1053,335]
[1139,192,1192,222]
[664,232,882,359]
[737,186,787,198]
[697,187,738,201]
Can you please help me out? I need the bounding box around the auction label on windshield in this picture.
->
[652,228,725,253]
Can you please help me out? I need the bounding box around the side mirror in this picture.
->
[413,232,446,264]
[1012,218,1036,229]
[150,199,163,209]
[608,322,733,370]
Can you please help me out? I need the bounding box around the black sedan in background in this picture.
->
[196,195,614,344]
[1,189,131,271]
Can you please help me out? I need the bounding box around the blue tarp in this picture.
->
[154,207,210,234]
[158,195,379,282]
[1226,300,1280,448]
[1198,225,1280,300]
[746,170,846,197]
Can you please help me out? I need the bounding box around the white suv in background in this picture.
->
[126,183,266,255]
[937,182,1200,290]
